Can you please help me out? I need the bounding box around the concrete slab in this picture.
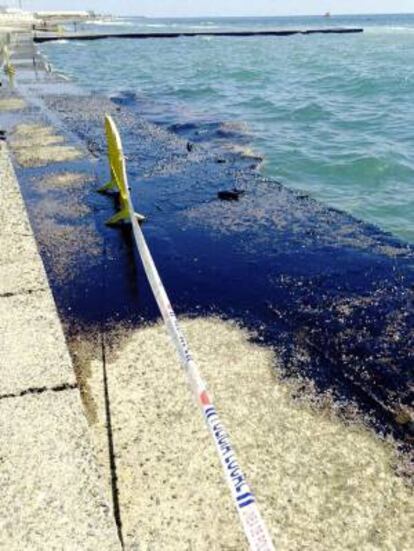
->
[0,142,75,395]
[0,390,120,550]
[0,233,40,266]
[91,317,414,551]
[0,98,26,111]
[0,143,39,264]
[0,157,30,226]
[0,290,75,395]
[0,259,46,296]
[0,132,120,548]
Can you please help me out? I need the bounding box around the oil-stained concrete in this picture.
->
[10,123,84,167]
[36,171,93,192]
[46,92,412,441]
[0,97,26,111]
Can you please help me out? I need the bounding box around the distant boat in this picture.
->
[324,12,331,18]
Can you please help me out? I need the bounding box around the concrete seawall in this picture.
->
[1,28,413,550]
[0,143,120,549]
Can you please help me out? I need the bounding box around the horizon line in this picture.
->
[111,12,414,19]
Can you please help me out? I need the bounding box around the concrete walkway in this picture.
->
[0,143,120,549]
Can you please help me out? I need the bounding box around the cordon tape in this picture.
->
[102,114,275,551]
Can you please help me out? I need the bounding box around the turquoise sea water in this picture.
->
[41,14,414,242]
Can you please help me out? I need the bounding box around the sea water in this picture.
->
[40,13,414,242]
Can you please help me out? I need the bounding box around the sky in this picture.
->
[7,1,414,17]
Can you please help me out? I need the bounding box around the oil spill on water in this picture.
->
[6,90,413,445]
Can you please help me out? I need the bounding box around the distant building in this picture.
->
[0,5,35,27]
[34,11,97,23]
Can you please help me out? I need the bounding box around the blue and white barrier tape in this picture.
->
[106,115,275,551]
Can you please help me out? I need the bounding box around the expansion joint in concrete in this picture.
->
[0,382,78,401]
[0,287,46,299]
[101,329,125,548]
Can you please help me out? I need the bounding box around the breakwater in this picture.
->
[34,27,363,42]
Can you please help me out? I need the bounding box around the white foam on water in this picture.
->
[188,25,221,29]
[142,22,220,29]
[365,25,414,34]
[84,20,134,26]
[141,23,170,28]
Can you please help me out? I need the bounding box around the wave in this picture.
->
[142,23,220,29]
[84,20,134,26]
[188,25,221,29]
[142,24,171,28]
[365,25,414,34]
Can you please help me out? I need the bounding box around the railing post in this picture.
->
[99,114,145,226]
